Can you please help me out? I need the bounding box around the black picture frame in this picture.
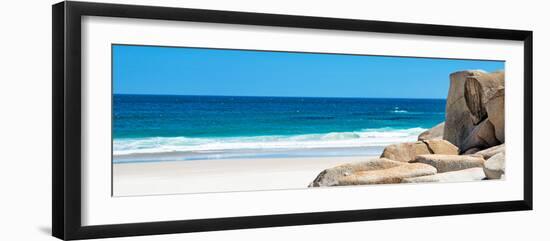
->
[52,1,533,240]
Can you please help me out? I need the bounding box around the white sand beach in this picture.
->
[113,155,376,196]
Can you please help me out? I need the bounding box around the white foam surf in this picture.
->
[113,127,426,156]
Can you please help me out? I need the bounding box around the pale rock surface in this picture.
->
[380,141,431,162]
[412,154,485,173]
[335,163,437,186]
[483,152,505,179]
[418,122,445,141]
[380,140,458,162]
[423,139,459,155]
[402,167,486,183]
[308,158,403,187]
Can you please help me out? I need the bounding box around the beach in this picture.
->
[111,95,444,196]
[113,155,376,196]
[109,46,507,196]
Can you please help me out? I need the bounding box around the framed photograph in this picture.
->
[52,1,533,240]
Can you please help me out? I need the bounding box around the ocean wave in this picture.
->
[113,127,426,155]
[392,110,409,113]
[391,107,408,113]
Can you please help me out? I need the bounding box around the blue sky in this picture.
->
[113,45,504,99]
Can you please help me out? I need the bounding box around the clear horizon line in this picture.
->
[113,93,447,100]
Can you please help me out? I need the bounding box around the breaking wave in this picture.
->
[113,127,426,155]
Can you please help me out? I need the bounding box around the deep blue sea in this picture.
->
[113,94,445,162]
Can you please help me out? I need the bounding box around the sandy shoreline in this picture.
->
[113,155,377,196]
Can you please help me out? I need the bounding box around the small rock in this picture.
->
[418,122,445,141]
[336,163,437,186]
[412,154,485,173]
[380,141,431,162]
[423,139,459,155]
[402,167,486,183]
[309,158,403,187]
[483,152,505,179]
[380,140,458,163]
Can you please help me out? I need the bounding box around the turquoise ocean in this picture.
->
[113,94,446,163]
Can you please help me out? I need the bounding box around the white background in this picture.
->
[0,0,547,240]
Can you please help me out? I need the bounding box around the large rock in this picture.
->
[402,167,486,183]
[308,158,404,187]
[486,88,505,142]
[444,70,485,147]
[474,144,505,159]
[380,140,458,162]
[380,142,431,162]
[464,71,505,124]
[483,152,505,179]
[443,70,505,150]
[460,118,500,153]
[335,163,437,186]
[412,154,485,173]
[418,122,445,141]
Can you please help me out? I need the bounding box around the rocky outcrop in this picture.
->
[308,158,404,187]
[311,162,437,187]
[443,70,504,152]
[402,167,486,183]
[483,152,505,179]
[309,69,506,188]
[412,154,485,173]
[418,122,444,141]
[380,140,458,162]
